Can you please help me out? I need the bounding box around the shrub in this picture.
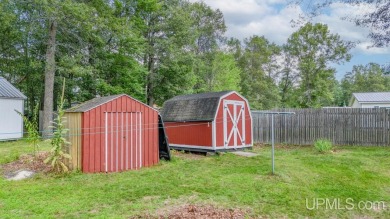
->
[314,139,333,153]
[15,103,40,156]
[44,79,71,173]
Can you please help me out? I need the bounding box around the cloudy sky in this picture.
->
[192,0,390,79]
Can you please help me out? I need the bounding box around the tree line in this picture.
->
[0,0,389,135]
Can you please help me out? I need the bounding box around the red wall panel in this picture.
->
[164,121,213,147]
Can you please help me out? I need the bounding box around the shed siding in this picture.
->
[64,112,82,170]
[164,121,213,147]
[215,93,252,147]
[163,91,252,151]
[99,103,106,171]
[350,98,390,108]
[0,99,24,140]
[361,103,390,108]
[351,99,361,108]
[78,95,158,173]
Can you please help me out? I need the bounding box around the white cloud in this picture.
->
[311,2,389,55]
[227,6,301,44]
[195,0,275,26]
[354,42,390,55]
[192,1,301,43]
[191,1,304,45]
[191,0,389,78]
[202,0,272,15]
[194,0,390,55]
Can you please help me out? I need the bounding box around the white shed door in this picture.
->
[223,100,245,148]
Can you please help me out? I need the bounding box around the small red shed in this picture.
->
[161,91,252,152]
[64,94,168,173]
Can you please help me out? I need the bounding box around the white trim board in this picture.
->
[212,91,253,146]
[214,91,252,122]
[212,120,216,150]
[170,144,252,150]
[223,100,245,148]
[215,144,252,148]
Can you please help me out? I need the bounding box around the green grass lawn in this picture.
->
[0,141,389,218]
[0,140,51,165]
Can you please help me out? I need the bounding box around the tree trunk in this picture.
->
[42,20,57,139]
[146,51,155,106]
[147,70,154,106]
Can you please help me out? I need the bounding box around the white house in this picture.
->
[0,77,27,140]
[349,92,390,108]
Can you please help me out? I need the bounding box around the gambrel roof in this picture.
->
[161,91,234,122]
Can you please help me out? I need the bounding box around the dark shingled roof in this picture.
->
[160,91,233,122]
[0,77,27,100]
[66,94,123,112]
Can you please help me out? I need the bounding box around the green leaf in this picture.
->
[59,162,69,172]
[51,157,58,167]
[44,157,51,164]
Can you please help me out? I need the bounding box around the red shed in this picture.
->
[64,94,169,173]
[161,91,252,152]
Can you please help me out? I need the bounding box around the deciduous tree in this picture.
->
[341,63,389,105]
[293,0,390,47]
[286,23,351,107]
[238,36,281,110]
[209,52,241,92]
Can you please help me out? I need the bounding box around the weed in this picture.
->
[314,139,333,153]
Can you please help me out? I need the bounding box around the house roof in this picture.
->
[351,92,390,103]
[0,77,27,100]
[160,91,233,122]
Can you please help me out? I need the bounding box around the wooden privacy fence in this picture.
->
[252,108,390,146]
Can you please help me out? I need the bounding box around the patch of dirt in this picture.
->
[331,148,340,153]
[1,152,52,176]
[89,209,99,214]
[171,151,207,160]
[143,196,161,201]
[136,204,251,219]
